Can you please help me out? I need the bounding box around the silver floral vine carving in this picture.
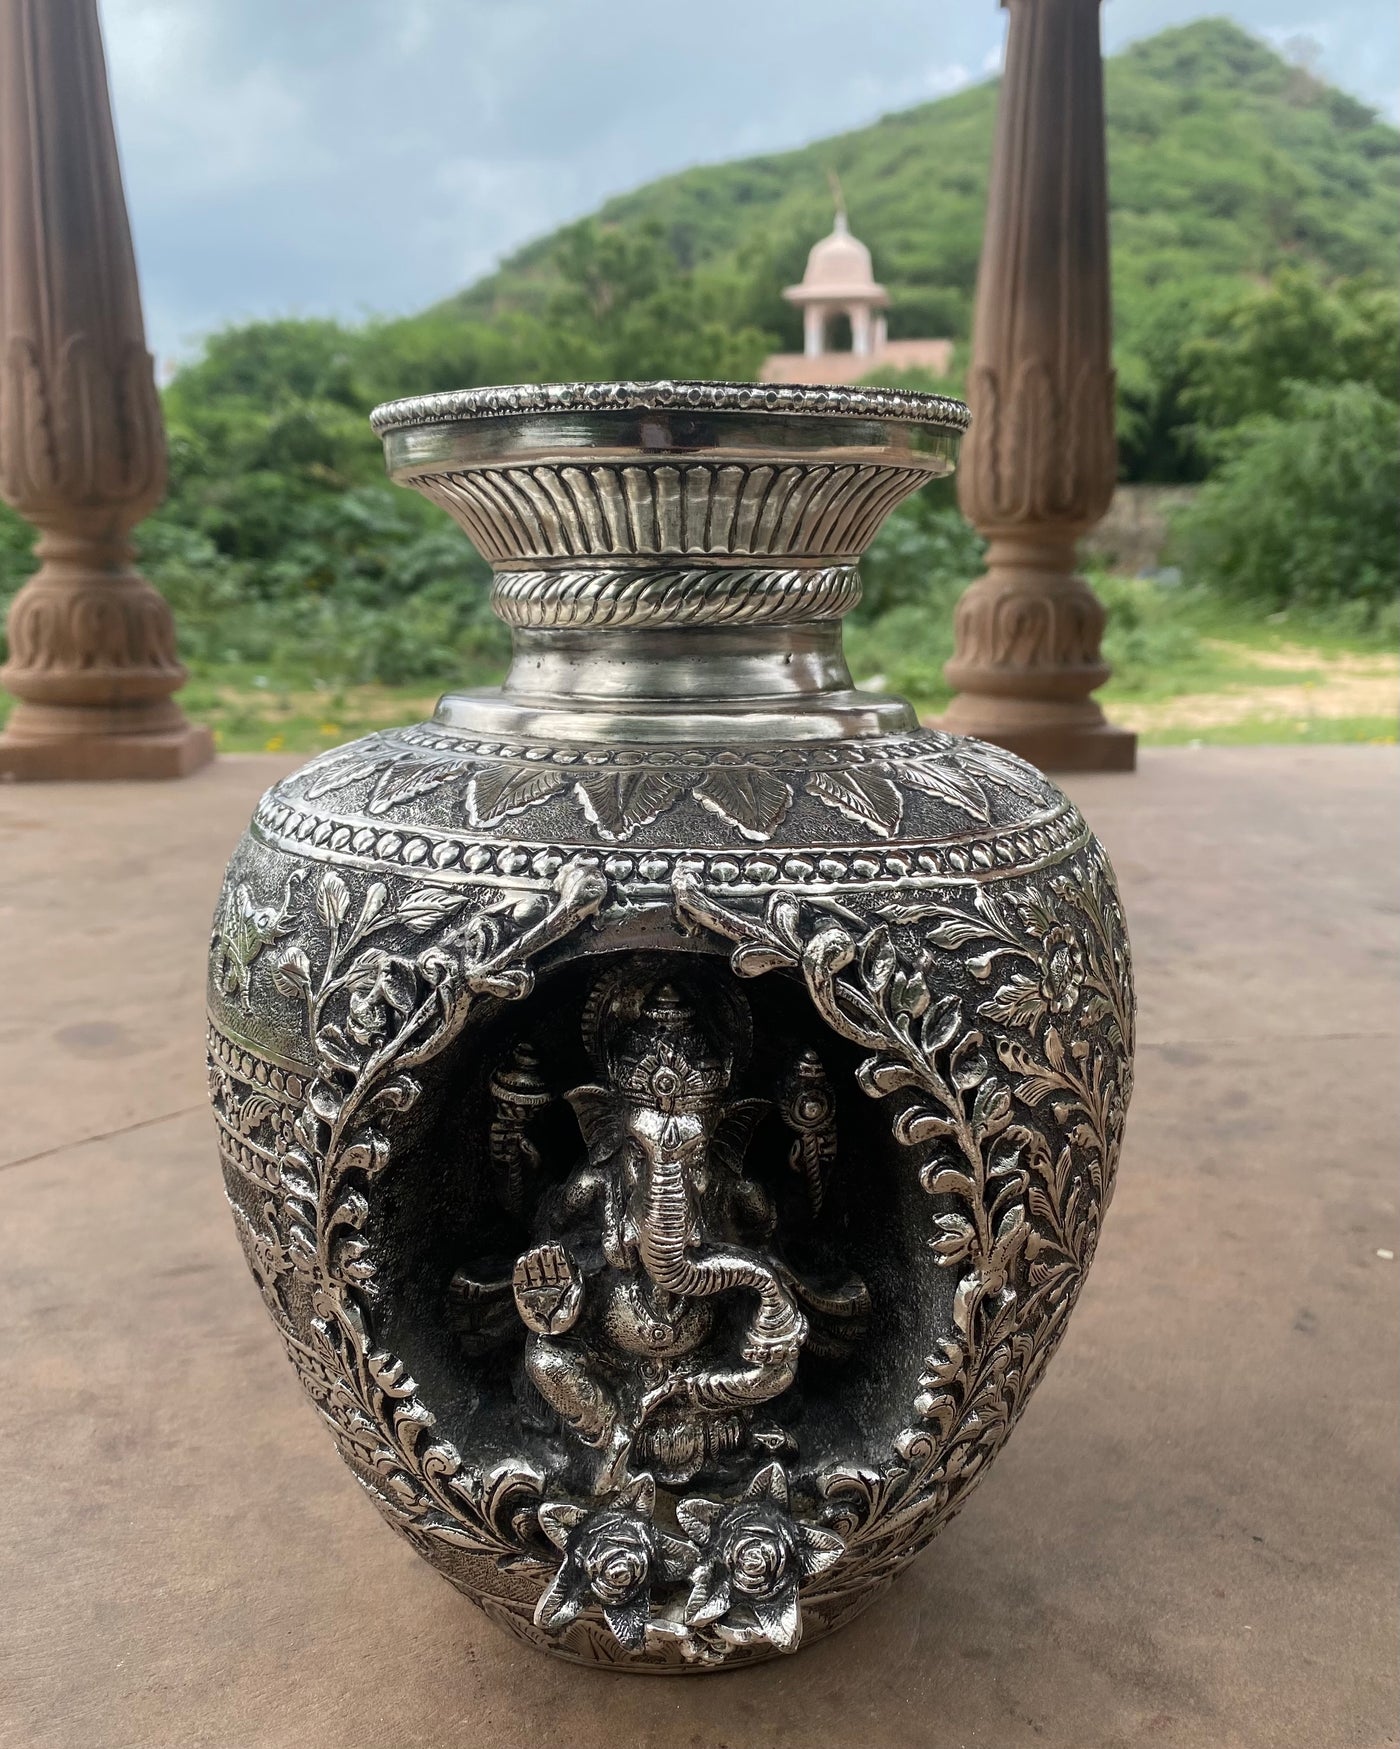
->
[673,842,1132,1597]
[257,858,608,1567]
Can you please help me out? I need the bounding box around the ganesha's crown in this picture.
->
[609,985,731,1113]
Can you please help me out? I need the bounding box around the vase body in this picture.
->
[208,382,1133,1672]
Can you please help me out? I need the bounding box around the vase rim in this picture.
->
[369,378,970,437]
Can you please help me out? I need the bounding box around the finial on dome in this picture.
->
[827,168,848,234]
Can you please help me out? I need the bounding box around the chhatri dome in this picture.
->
[760,203,952,385]
[782,208,889,359]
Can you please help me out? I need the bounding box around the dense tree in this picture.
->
[1169,381,1399,619]
[1179,267,1399,435]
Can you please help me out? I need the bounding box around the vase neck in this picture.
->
[487,561,864,632]
[435,563,915,745]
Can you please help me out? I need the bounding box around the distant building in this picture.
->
[760,208,953,385]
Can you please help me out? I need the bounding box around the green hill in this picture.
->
[445,18,1398,360]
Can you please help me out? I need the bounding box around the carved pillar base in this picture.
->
[937,536,1136,772]
[0,527,214,781]
[0,720,214,781]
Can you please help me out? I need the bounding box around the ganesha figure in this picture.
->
[469,972,868,1492]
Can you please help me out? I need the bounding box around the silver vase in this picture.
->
[208,381,1133,1672]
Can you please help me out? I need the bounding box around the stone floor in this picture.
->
[2,747,1396,1749]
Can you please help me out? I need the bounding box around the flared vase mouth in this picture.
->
[369,380,968,745]
[369,378,970,438]
[370,377,967,575]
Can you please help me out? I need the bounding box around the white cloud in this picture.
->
[926,61,970,96]
[103,0,327,198]
[428,155,589,287]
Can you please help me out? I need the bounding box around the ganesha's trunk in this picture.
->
[638,1154,805,1392]
[637,1153,703,1293]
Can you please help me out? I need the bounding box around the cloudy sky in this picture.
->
[98,0,1397,364]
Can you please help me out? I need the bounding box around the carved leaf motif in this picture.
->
[981,973,1045,1030]
[373,1075,419,1115]
[302,751,390,802]
[396,886,470,934]
[957,740,1049,803]
[315,1022,359,1070]
[692,768,793,842]
[369,759,475,815]
[573,771,685,841]
[860,925,898,995]
[355,882,389,934]
[897,756,990,822]
[316,872,351,929]
[894,1109,957,1145]
[730,943,795,978]
[270,947,312,997]
[476,1460,547,1545]
[996,1037,1063,1107]
[805,768,903,839]
[890,908,991,946]
[929,1213,977,1266]
[972,1080,1013,1138]
[855,1057,921,1098]
[236,1093,282,1134]
[469,764,568,823]
[921,997,963,1056]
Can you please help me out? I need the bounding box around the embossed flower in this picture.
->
[1037,924,1085,1016]
[344,949,414,1044]
[534,1474,695,1651]
[678,1463,843,1653]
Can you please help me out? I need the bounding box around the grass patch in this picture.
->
[1136,713,1396,746]
[178,671,442,753]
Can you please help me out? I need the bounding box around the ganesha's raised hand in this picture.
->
[512,1243,584,1335]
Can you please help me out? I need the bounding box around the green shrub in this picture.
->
[855,487,984,618]
[1180,267,1400,435]
[1094,572,1209,694]
[841,490,985,704]
[1169,380,1400,617]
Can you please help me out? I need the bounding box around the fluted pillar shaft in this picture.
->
[0,0,212,779]
[940,0,1135,771]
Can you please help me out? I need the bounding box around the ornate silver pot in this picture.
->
[208,381,1133,1672]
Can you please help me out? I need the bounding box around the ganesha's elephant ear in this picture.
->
[566,1084,624,1164]
[712,1097,769,1176]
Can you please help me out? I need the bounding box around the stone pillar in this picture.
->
[0,0,212,779]
[939,0,1135,771]
[803,305,825,359]
[850,303,872,357]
